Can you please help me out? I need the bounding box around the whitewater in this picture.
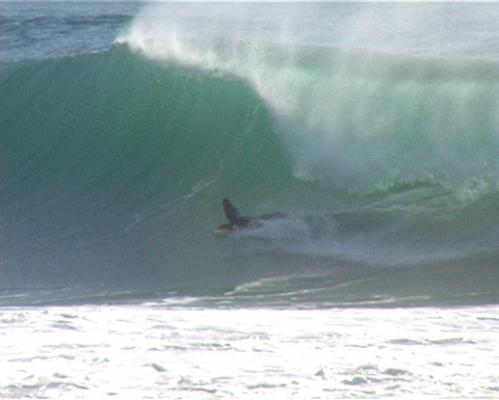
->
[1,2,499,398]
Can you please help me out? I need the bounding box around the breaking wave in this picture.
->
[1,4,498,306]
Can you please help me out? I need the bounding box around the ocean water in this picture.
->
[1,2,499,398]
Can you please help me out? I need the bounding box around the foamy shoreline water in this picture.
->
[2,304,498,399]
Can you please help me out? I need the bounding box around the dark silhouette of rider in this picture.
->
[222,198,251,228]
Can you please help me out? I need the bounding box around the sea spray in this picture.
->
[119,3,499,190]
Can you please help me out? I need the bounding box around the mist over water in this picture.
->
[120,2,499,190]
[1,2,499,306]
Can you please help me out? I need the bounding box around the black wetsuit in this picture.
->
[223,200,250,227]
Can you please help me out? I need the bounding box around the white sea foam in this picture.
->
[1,304,498,399]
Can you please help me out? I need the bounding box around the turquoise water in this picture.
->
[1,2,499,306]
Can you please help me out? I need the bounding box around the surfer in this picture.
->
[222,198,251,228]
[215,199,286,236]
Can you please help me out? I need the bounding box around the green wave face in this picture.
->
[1,48,291,206]
[1,48,298,290]
[1,47,499,306]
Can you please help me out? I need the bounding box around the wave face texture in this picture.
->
[1,3,499,306]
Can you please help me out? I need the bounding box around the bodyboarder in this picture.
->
[222,198,251,228]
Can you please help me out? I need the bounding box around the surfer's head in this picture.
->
[222,198,231,206]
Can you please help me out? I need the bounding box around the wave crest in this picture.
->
[119,4,499,191]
